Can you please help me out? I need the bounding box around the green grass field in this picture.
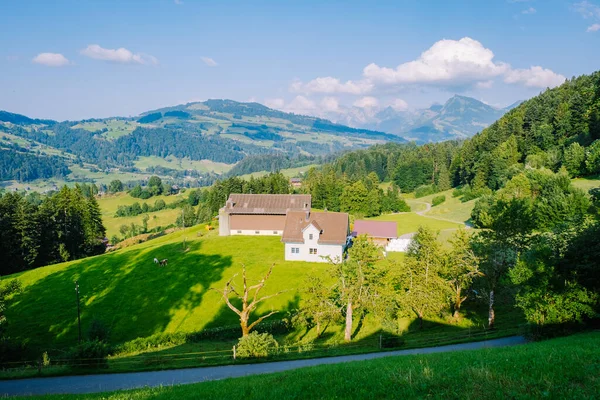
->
[369,212,464,236]
[26,332,600,400]
[572,175,600,191]
[238,164,319,180]
[133,156,233,175]
[97,192,187,237]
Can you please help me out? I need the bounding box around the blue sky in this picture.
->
[1,0,599,121]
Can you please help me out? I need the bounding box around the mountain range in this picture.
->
[325,95,521,142]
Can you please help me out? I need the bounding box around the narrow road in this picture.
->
[1,336,527,397]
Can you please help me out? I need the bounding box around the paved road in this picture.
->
[1,336,526,397]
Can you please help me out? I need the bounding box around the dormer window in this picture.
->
[309,233,313,240]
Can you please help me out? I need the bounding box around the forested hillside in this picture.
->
[309,71,600,196]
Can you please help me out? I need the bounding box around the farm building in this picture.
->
[218,193,311,236]
[281,210,349,262]
[352,220,398,247]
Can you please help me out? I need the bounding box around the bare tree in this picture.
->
[213,264,286,337]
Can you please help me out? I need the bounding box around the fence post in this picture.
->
[233,345,236,360]
[379,334,382,350]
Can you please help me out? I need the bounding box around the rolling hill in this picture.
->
[0,100,404,190]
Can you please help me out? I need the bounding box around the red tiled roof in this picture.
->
[222,194,311,215]
[282,211,349,245]
[353,220,398,239]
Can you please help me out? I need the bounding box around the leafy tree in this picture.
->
[444,230,481,319]
[108,179,123,193]
[298,276,340,337]
[563,142,586,177]
[330,236,383,341]
[340,181,369,216]
[397,227,448,329]
[585,140,600,174]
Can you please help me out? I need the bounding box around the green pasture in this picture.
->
[133,156,233,175]
[369,212,464,236]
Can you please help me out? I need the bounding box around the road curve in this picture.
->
[1,336,527,397]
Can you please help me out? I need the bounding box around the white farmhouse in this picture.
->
[281,210,349,263]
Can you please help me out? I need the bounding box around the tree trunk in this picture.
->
[344,301,353,342]
[241,315,249,337]
[418,312,424,329]
[488,290,495,329]
[316,320,322,338]
[453,288,461,319]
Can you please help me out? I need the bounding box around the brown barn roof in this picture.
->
[353,220,398,239]
[223,194,311,215]
[282,211,349,245]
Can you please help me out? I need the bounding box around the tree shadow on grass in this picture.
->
[6,239,232,352]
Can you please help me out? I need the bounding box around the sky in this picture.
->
[1,0,599,121]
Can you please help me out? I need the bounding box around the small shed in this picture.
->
[352,220,398,247]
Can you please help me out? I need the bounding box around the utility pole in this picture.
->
[75,281,82,344]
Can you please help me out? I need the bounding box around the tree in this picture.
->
[585,140,600,174]
[444,230,481,319]
[213,264,286,337]
[563,142,585,177]
[298,276,340,337]
[0,280,22,336]
[330,236,383,341]
[398,227,448,329]
[340,181,369,216]
[108,179,123,193]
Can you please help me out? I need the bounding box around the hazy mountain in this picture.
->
[324,95,519,143]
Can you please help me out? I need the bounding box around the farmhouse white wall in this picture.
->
[284,224,344,263]
[231,230,281,236]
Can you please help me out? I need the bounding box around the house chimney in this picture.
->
[305,210,310,221]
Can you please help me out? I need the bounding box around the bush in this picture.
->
[87,319,110,342]
[414,185,436,198]
[67,340,109,369]
[380,335,405,349]
[236,332,278,359]
[432,195,446,207]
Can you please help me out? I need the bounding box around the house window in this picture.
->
[237,230,242,234]
[309,248,318,255]
[273,231,278,234]
[291,247,299,254]
[255,231,260,234]
[309,233,313,240]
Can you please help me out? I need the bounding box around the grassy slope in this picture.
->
[238,164,319,180]
[31,332,600,400]
[369,213,464,236]
[5,226,326,349]
[571,175,600,191]
[133,156,233,174]
[97,192,187,237]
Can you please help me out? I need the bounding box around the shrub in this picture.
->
[67,340,109,369]
[414,185,436,198]
[87,319,110,343]
[380,335,405,349]
[235,332,278,358]
[432,195,446,207]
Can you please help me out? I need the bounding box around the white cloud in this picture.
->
[587,23,600,31]
[80,44,157,65]
[363,37,509,87]
[32,53,70,67]
[389,98,409,111]
[201,57,218,67]
[320,97,342,113]
[521,7,536,14]
[353,96,379,109]
[264,98,285,109]
[504,66,566,88]
[476,80,494,89]
[285,96,317,114]
[290,76,372,94]
[574,1,600,19]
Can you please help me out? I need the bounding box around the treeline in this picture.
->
[303,168,410,216]
[0,147,71,182]
[316,71,600,196]
[0,186,106,275]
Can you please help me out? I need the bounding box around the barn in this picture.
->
[218,194,311,236]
